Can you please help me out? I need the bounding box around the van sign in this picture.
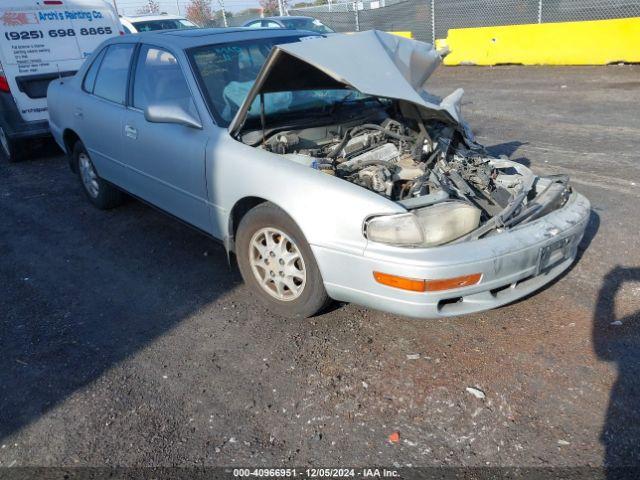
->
[0,0,120,122]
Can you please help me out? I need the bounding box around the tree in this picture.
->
[186,0,216,26]
[136,0,160,14]
[259,0,287,16]
[186,0,215,26]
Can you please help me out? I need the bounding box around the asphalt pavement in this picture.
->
[0,65,639,469]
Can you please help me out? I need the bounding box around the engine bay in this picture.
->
[241,108,570,240]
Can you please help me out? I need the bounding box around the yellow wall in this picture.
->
[389,31,413,39]
[440,17,640,66]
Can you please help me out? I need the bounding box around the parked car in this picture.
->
[0,0,121,161]
[47,29,590,319]
[242,16,334,34]
[119,14,198,34]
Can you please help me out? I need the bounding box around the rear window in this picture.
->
[93,44,134,104]
[82,48,107,93]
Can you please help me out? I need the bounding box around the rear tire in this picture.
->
[0,126,23,163]
[73,141,124,209]
[236,202,332,318]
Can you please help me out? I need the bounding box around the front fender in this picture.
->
[207,130,404,256]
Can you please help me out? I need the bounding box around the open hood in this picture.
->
[228,30,468,137]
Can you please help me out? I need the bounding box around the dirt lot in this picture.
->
[1,66,639,469]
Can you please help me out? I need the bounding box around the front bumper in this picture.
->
[313,191,591,318]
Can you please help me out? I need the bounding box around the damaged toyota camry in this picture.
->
[48,28,591,318]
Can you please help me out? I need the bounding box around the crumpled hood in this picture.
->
[229,30,469,137]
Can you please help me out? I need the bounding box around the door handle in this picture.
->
[124,125,137,139]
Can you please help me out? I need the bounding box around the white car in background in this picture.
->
[119,14,198,34]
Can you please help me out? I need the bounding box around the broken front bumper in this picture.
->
[313,191,591,318]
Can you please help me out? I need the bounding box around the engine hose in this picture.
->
[326,126,357,160]
[336,159,398,173]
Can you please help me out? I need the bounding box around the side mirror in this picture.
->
[144,100,202,129]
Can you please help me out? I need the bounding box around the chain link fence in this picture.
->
[289,0,640,43]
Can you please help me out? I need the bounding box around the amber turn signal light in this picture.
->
[424,273,482,291]
[373,272,482,292]
[373,271,427,292]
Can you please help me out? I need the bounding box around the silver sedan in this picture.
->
[47,28,591,318]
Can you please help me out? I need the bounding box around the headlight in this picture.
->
[365,202,481,247]
[365,212,424,246]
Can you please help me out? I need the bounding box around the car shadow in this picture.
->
[0,151,241,441]
[592,266,640,475]
[485,140,528,162]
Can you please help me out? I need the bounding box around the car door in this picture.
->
[79,43,135,184]
[123,44,211,232]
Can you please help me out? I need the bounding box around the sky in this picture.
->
[109,0,266,16]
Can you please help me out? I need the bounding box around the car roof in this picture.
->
[263,16,315,21]
[105,27,311,49]
[121,14,188,22]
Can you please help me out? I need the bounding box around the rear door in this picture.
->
[0,0,120,123]
[79,42,134,184]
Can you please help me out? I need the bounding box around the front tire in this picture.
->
[73,141,124,209]
[236,202,331,318]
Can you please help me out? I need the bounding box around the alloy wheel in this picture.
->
[248,227,307,301]
[78,152,100,198]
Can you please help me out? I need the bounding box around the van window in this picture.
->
[82,48,107,93]
[133,45,196,118]
[93,44,134,104]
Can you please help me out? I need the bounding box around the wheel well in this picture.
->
[229,197,268,243]
[62,129,81,172]
[63,129,81,154]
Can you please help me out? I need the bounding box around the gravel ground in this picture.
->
[0,65,639,469]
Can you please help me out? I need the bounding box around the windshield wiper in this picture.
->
[328,92,355,115]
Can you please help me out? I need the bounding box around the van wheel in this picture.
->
[0,126,22,163]
[73,141,124,209]
[236,202,332,318]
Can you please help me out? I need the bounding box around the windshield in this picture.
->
[189,36,375,127]
[281,18,334,33]
[133,18,197,32]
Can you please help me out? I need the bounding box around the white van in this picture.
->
[0,0,122,161]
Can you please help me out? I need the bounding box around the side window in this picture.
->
[93,44,134,104]
[133,46,197,118]
[82,48,106,93]
[246,21,262,29]
[264,21,281,28]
